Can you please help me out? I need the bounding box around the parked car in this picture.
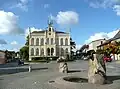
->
[18,60,24,65]
[103,56,112,62]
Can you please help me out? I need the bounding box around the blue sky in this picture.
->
[0,0,120,51]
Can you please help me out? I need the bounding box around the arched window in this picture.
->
[65,38,68,45]
[51,48,54,56]
[56,47,59,56]
[41,38,44,45]
[36,38,39,46]
[51,38,53,45]
[31,38,34,45]
[65,48,68,55]
[47,38,49,44]
[61,48,64,56]
[60,38,63,45]
[47,48,50,56]
[31,48,34,56]
[41,48,44,56]
[36,48,39,56]
[56,38,59,45]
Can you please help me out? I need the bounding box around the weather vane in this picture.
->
[48,15,53,27]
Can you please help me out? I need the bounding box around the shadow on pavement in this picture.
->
[0,62,29,68]
[68,70,81,73]
[106,75,120,84]
[0,67,48,75]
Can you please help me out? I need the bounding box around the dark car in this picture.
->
[18,60,24,65]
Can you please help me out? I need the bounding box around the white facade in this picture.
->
[29,25,71,61]
[87,39,106,51]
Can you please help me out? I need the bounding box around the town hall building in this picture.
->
[29,20,71,61]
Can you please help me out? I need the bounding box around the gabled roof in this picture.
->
[88,39,106,44]
[32,31,45,33]
[32,30,67,34]
[112,30,120,40]
[97,30,120,47]
[79,44,89,52]
[55,31,66,34]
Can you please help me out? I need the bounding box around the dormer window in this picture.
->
[49,27,51,31]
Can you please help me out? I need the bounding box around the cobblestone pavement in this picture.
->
[0,60,120,89]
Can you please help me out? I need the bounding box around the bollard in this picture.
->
[29,65,32,72]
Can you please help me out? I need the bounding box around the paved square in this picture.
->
[0,60,120,89]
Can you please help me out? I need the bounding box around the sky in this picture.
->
[0,0,120,51]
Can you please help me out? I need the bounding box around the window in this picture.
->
[31,38,34,45]
[47,48,50,56]
[51,38,53,45]
[101,41,103,44]
[36,48,39,56]
[56,38,59,45]
[60,38,63,45]
[49,28,51,31]
[61,48,64,56]
[41,48,44,56]
[31,48,34,56]
[65,48,68,53]
[47,38,49,44]
[51,48,54,56]
[65,48,68,55]
[41,38,44,45]
[36,38,39,46]
[65,38,68,45]
[56,47,59,56]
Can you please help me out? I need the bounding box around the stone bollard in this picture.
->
[29,65,32,72]
[88,54,106,84]
[59,62,68,73]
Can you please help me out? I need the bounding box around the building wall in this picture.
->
[29,27,71,61]
[0,51,6,64]
[87,39,106,51]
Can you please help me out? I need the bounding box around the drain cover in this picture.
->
[49,80,55,83]
[63,76,88,83]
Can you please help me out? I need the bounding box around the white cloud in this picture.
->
[55,11,79,25]
[89,0,120,8]
[0,39,7,44]
[76,44,82,50]
[8,48,19,52]
[9,43,24,52]
[44,4,50,8]
[0,10,23,35]
[85,29,119,44]
[25,27,42,37]
[113,5,120,16]
[72,44,82,52]
[11,41,18,45]
[89,2,100,8]
[88,0,120,16]
[11,0,29,11]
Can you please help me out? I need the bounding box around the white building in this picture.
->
[29,22,71,61]
[87,39,106,51]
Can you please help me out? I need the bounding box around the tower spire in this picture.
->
[66,27,71,34]
[29,27,31,38]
